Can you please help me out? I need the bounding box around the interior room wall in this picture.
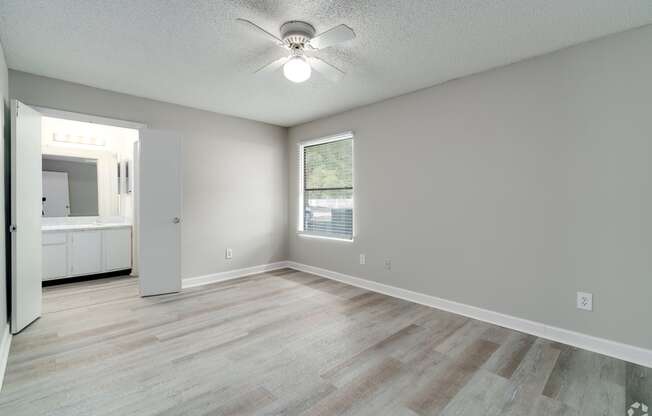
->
[9,71,288,280]
[0,40,8,335]
[42,158,99,216]
[288,25,652,350]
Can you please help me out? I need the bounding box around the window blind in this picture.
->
[302,138,353,239]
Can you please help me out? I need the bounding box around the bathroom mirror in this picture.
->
[42,155,99,217]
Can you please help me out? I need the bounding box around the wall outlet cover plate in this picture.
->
[577,292,593,311]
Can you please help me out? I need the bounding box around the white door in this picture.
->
[11,100,42,333]
[137,130,181,296]
[42,171,70,216]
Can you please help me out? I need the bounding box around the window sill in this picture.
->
[297,232,354,242]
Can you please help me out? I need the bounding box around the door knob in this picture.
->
[172,217,181,224]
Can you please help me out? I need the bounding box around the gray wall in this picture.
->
[0,41,8,333]
[288,25,652,350]
[10,71,288,279]
[42,158,99,216]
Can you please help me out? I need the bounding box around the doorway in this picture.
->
[10,101,183,334]
[39,115,139,284]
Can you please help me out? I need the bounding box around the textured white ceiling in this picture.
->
[1,1,651,126]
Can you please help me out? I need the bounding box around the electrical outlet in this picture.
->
[577,292,593,311]
[225,248,233,259]
[359,254,366,265]
[384,259,392,270]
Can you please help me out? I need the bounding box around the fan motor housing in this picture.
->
[280,21,315,48]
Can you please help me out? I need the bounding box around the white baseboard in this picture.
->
[0,323,12,391]
[182,261,290,289]
[287,261,652,368]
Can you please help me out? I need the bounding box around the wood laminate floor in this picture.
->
[0,269,649,415]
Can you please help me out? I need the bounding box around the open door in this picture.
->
[137,129,181,296]
[11,100,42,333]
[42,171,70,216]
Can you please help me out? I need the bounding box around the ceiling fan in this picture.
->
[237,18,356,83]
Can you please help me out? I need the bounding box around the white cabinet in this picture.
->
[42,232,68,280]
[70,230,103,276]
[42,226,132,281]
[104,228,132,271]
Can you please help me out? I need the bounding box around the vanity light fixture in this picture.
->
[53,132,106,146]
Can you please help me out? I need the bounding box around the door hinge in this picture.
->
[9,224,16,233]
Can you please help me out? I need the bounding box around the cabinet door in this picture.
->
[103,228,132,271]
[43,245,68,280]
[70,230,103,276]
[42,232,68,280]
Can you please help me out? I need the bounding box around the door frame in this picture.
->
[31,106,147,130]
[9,105,149,332]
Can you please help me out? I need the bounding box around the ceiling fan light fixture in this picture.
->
[238,18,354,83]
[283,55,311,83]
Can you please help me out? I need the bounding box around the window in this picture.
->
[299,133,353,240]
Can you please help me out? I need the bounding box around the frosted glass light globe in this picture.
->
[283,56,311,83]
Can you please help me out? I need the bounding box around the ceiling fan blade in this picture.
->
[236,18,284,46]
[309,24,355,49]
[308,57,345,82]
[255,56,288,74]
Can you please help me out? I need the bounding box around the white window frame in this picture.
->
[298,131,355,242]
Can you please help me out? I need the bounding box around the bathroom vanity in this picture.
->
[42,222,132,281]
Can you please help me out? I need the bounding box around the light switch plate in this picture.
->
[225,248,233,259]
[359,254,365,265]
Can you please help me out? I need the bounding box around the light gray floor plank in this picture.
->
[0,271,648,415]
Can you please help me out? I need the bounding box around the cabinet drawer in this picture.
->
[43,232,67,245]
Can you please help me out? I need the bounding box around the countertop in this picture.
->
[42,223,132,232]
